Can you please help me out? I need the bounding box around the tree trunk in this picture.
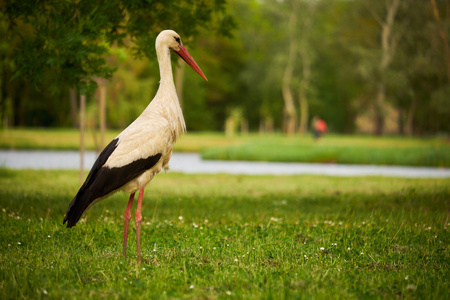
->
[297,27,312,134]
[298,91,309,134]
[225,117,235,137]
[265,117,274,134]
[79,94,86,184]
[374,82,386,135]
[259,116,274,134]
[241,118,249,135]
[281,6,298,136]
[69,88,78,128]
[92,77,107,153]
[1,73,9,128]
[97,77,106,151]
[404,99,415,136]
[430,0,450,84]
[374,0,401,136]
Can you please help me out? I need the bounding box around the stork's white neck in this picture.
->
[156,45,175,86]
[152,41,186,139]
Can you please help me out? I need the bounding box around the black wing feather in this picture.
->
[63,138,162,228]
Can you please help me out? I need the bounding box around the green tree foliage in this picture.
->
[392,0,450,134]
[104,49,157,129]
[4,0,234,95]
[1,0,234,127]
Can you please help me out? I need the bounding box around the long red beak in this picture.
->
[175,45,208,81]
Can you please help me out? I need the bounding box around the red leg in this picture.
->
[135,188,145,263]
[123,192,135,259]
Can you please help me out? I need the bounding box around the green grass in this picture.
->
[0,128,245,152]
[201,134,450,167]
[0,128,121,151]
[1,169,449,299]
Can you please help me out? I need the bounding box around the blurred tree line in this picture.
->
[1,0,449,136]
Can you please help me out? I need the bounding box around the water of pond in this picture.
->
[0,150,449,178]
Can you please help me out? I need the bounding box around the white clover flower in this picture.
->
[189,285,194,289]
[234,258,238,262]
[142,268,146,271]
[320,247,325,251]
[43,290,48,295]
[226,291,232,295]
[178,216,183,220]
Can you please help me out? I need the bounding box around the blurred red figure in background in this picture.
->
[313,116,327,140]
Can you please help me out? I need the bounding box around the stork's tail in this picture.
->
[63,192,91,228]
[64,138,120,228]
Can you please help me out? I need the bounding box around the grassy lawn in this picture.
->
[0,128,122,151]
[0,169,449,299]
[0,128,245,152]
[200,134,450,167]
[1,128,449,167]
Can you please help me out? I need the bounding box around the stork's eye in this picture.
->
[174,37,181,44]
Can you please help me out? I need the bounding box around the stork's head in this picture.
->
[156,30,208,81]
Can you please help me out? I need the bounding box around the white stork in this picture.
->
[63,30,207,262]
